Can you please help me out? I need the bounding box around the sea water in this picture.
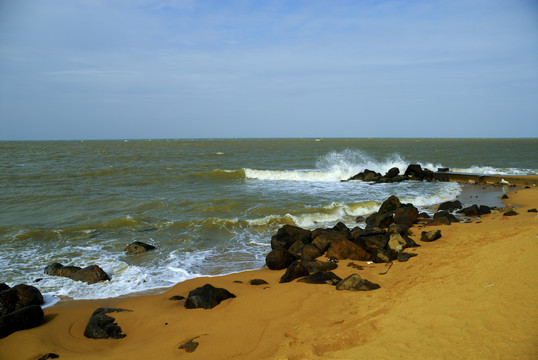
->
[1,138,536,302]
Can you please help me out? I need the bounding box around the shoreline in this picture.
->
[1,180,537,359]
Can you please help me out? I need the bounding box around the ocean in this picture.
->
[1,138,536,304]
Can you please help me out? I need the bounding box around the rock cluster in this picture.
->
[0,284,44,339]
[44,263,110,284]
[346,164,435,183]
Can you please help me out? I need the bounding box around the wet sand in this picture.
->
[1,187,537,360]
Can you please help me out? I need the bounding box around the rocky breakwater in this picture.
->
[264,194,437,290]
[345,164,435,183]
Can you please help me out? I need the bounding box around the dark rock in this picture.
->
[184,284,236,309]
[393,206,419,227]
[348,169,381,182]
[288,239,309,256]
[392,175,408,182]
[385,167,400,178]
[387,223,409,236]
[299,243,324,261]
[438,167,449,172]
[265,249,295,270]
[332,222,349,233]
[423,168,435,181]
[479,205,491,215]
[438,200,463,212]
[370,248,396,263]
[169,295,185,301]
[84,308,130,339]
[503,210,519,216]
[336,274,380,291]
[179,337,200,353]
[270,225,311,250]
[0,304,44,339]
[501,194,509,199]
[0,284,9,292]
[378,195,401,215]
[297,271,342,285]
[0,284,44,317]
[35,353,60,360]
[279,261,309,283]
[302,260,338,273]
[404,164,424,180]
[311,231,349,252]
[418,212,431,219]
[433,211,459,225]
[124,241,156,254]
[326,238,371,261]
[421,229,442,242]
[365,211,394,229]
[528,208,537,213]
[397,252,418,262]
[44,263,110,284]
[249,279,268,285]
[387,233,418,251]
[458,204,480,217]
[352,229,388,250]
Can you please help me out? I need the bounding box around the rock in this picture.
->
[265,249,295,270]
[0,284,44,317]
[385,167,400,178]
[0,284,9,292]
[169,295,185,301]
[438,200,463,212]
[270,225,311,250]
[458,204,480,217]
[387,223,409,236]
[397,252,418,262]
[365,211,394,229]
[35,353,60,360]
[336,274,380,291]
[404,164,424,180]
[433,211,459,225]
[0,304,44,339]
[479,205,491,215]
[501,194,509,199]
[326,238,371,261]
[528,208,537,213]
[503,210,519,216]
[44,263,110,284]
[423,168,435,181]
[179,337,200,353]
[369,248,396,263]
[299,243,324,261]
[124,241,156,254]
[302,260,338,273]
[348,169,381,182]
[387,233,418,251]
[378,195,401,215]
[421,229,442,242]
[249,279,268,285]
[393,206,419,227]
[297,271,342,285]
[332,222,349,233]
[438,167,449,172]
[279,261,309,283]
[418,212,431,219]
[351,228,388,250]
[311,231,349,252]
[184,284,236,310]
[84,308,130,339]
[288,239,309,256]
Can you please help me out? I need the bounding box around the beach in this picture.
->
[1,184,537,360]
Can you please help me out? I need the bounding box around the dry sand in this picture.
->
[1,187,537,360]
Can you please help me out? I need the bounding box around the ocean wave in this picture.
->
[450,166,536,176]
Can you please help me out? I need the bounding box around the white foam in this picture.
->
[451,166,533,175]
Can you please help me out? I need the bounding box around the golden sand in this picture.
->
[1,188,537,360]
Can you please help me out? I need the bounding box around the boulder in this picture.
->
[336,274,380,291]
[385,167,400,178]
[44,263,110,284]
[0,284,44,317]
[479,205,491,214]
[397,252,418,262]
[326,238,371,261]
[420,229,442,242]
[528,208,537,213]
[348,169,381,182]
[265,249,295,270]
[503,210,519,216]
[124,241,156,254]
[378,195,401,215]
[387,233,418,252]
[270,225,311,250]
[332,222,350,233]
[311,231,349,252]
[458,204,480,217]
[352,229,388,250]
[302,260,338,273]
[433,211,459,225]
[393,206,419,227]
[297,271,342,285]
[279,261,310,283]
[0,304,44,339]
[404,164,424,180]
[184,284,236,309]
[437,200,463,212]
[365,211,394,229]
[84,308,130,339]
[423,168,435,181]
[299,243,324,261]
[369,248,396,263]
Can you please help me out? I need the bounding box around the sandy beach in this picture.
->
[1,186,537,360]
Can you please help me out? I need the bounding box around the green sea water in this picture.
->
[1,138,536,302]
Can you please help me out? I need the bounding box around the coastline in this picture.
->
[1,181,537,359]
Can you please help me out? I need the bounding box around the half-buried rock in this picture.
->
[421,229,442,242]
[44,263,110,284]
[184,284,235,310]
[84,308,131,339]
[336,274,380,291]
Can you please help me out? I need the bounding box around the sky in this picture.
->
[0,0,537,140]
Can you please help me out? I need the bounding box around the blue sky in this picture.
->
[1,0,537,140]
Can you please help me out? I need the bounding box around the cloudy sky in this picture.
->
[1,0,537,140]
